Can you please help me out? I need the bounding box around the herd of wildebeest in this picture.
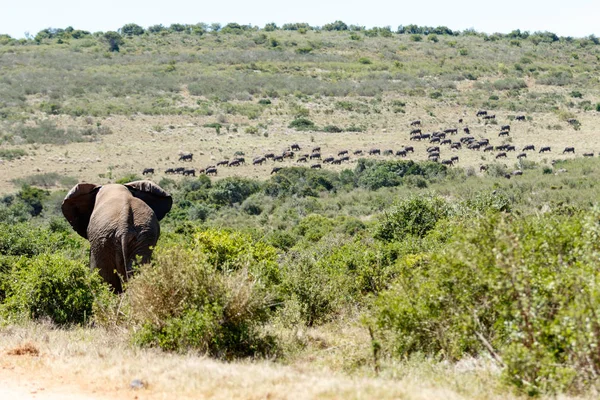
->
[142,111,591,180]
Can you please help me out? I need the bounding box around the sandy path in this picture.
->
[0,366,114,400]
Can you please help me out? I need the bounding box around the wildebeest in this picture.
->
[476,110,488,117]
[483,145,494,152]
[479,138,490,146]
[340,155,350,162]
[506,145,516,152]
[142,168,154,175]
[323,156,335,163]
[273,155,284,162]
[228,160,241,167]
[523,145,535,151]
[410,128,422,135]
[271,167,282,174]
[338,150,349,156]
[515,115,526,121]
[427,146,440,153]
[217,160,229,166]
[451,156,459,163]
[174,167,185,174]
[183,168,195,176]
[563,147,575,154]
[450,142,462,150]
[297,156,308,163]
[404,146,415,153]
[501,125,510,131]
[310,152,321,159]
[332,159,342,165]
[539,146,551,153]
[179,153,193,162]
[420,133,431,140]
[312,146,321,153]
[282,151,294,159]
[353,150,363,155]
[264,153,275,159]
[233,157,245,164]
[369,148,381,155]
[441,159,453,166]
[164,168,175,174]
[410,120,421,126]
[463,127,470,134]
[583,152,595,157]
[467,143,481,150]
[428,152,440,159]
[496,152,507,159]
[205,167,217,175]
[429,136,441,144]
[410,134,423,141]
[441,139,452,145]
[383,149,394,156]
[480,165,488,172]
[517,152,527,159]
[396,150,407,157]
[311,164,321,169]
[443,128,458,135]
[253,157,266,165]
[483,114,496,120]
[567,118,579,125]
[291,143,301,151]
[498,131,509,137]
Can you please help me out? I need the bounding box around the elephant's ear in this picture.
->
[61,183,101,239]
[125,180,173,221]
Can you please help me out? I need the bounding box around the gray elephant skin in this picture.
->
[62,180,173,292]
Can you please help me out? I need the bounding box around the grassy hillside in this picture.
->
[0,25,599,191]
[2,23,600,398]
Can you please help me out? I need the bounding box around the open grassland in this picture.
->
[0,28,599,192]
[2,25,600,399]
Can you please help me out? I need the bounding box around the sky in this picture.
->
[1,0,598,39]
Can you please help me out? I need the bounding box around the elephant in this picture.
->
[61,180,172,292]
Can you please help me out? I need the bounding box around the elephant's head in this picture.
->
[62,180,173,239]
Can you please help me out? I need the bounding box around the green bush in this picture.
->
[288,118,316,131]
[127,246,275,358]
[374,196,450,241]
[372,210,600,394]
[1,254,107,325]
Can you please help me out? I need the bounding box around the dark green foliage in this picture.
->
[374,196,450,241]
[16,185,49,217]
[209,177,261,207]
[120,23,145,36]
[354,159,446,190]
[322,125,342,132]
[103,31,123,52]
[288,118,316,131]
[1,254,106,325]
[263,167,339,198]
[322,21,348,31]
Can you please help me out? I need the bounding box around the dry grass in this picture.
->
[0,90,596,194]
[0,321,594,399]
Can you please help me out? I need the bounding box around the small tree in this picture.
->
[103,31,123,52]
[120,23,145,36]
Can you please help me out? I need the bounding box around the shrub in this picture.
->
[493,79,528,91]
[288,118,316,131]
[127,246,276,358]
[372,210,600,394]
[322,125,343,133]
[0,149,26,161]
[374,196,450,241]
[1,254,107,325]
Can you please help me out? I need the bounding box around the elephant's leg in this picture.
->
[91,246,123,293]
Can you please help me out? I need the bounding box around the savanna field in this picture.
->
[1,22,600,399]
